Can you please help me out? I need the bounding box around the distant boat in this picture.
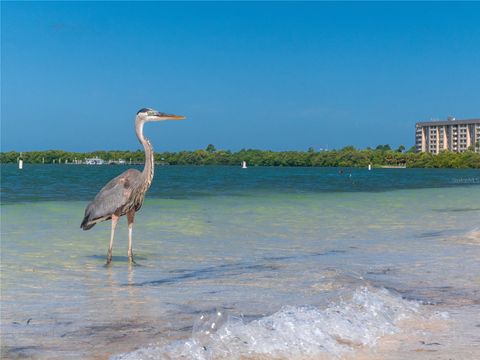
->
[242,161,247,169]
[368,164,372,171]
[85,157,105,165]
[108,159,127,165]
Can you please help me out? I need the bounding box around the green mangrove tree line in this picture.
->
[1,144,479,168]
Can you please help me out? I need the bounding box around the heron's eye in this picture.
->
[147,111,155,116]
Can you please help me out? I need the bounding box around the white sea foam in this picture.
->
[111,287,418,360]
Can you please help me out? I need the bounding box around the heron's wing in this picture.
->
[81,169,141,229]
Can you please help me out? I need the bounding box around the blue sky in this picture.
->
[2,1,480,152]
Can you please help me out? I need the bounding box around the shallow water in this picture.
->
[1,165,479,359]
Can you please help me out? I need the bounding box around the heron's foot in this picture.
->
[106,253,113,265]
[128,253,136,264]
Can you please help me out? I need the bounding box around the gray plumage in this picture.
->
[80,169,144,230]
[80,108,185,264]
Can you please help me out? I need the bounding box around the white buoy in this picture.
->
[19,159,23,169]
[242,160,247,169]
[368,164,372,171]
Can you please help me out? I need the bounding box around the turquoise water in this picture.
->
[1,165,479,359]
[2,164,480,203]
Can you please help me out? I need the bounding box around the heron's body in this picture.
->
[80,108,185,264]
[80,168,145,230]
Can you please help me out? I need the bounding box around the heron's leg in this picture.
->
[107,214,119,265]
[127,211,136,263]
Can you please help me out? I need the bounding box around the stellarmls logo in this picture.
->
[452,177,480,184]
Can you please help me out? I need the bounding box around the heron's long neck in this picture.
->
[135,120,154,188]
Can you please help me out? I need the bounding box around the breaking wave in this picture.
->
[111,287,418,360]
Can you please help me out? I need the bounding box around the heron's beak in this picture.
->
[167,115,186,120]
[154,112,186,121]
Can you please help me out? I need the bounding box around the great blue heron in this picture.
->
[80,108,185,264]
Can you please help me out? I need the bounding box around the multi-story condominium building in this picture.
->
[415,117,480,154]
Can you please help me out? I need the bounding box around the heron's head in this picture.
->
[136,108,186,122]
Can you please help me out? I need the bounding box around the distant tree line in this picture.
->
[1,144,479,168]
